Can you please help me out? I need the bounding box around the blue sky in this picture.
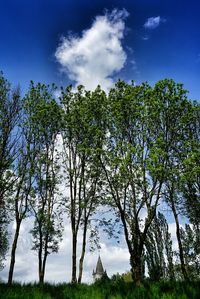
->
[0,0,200,98]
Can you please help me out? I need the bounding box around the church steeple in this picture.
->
[92,255,106,281]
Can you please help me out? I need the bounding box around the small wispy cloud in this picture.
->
[196,53,200,63]
[144,16,165,29]
[55,9,129,92]
[130,60,140,76]
[141,35,149,41]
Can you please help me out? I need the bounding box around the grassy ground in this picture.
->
[0,280,200,299]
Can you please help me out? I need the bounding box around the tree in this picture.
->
[180,224,200,279]
[0,210,9,271]
[8,119,35,284]
[164,181,189,280]
[100,79,194,284]
[162,91,199,281]
[25,82,63,283]
[61,85,107,283]
[0,73,21,272]
[100,80,174,285]
[145,212,174,281]
[176,101,200,278]
[181,101,200,231]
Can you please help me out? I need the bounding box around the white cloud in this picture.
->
[55,9,128,92]
[144,16,165,29]
[0,214,130,283]
[0,210,189,283]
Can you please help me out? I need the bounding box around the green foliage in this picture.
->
[120,271,133,283]
[0,73,199,286]
[0,281,200,299]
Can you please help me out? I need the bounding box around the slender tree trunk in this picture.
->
[71,231,77,283]
[8,219,21,284]
[40,237,49,284]
[78,221,87,283]
[39,253,47,284]
[38,234,49,284]
[38,231,43,284]
[171,202,188,280]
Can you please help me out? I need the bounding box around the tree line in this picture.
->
[0,73,199,285]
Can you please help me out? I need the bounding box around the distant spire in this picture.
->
[92,255,106,281]
[95,255,104,274]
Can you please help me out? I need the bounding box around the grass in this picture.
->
[0,280,200,299]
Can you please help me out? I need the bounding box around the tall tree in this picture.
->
[162,91,198,281]
[0,211,9,271]
[7,120,35,284]
[24,82,63,283]
[180,224,200,278]
[164,181,189,280]
[175,101,200,280]
[181,101,200,228]
[100,80,169,284]
[101,79,192,284]
[61,85,107,283]
[0,73,21,272]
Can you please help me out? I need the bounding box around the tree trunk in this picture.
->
[39,252,47,284]
[38,231,43,283]
[8,219,21,284]
[71,231,77,283]
[134,264,143,286]
[130,246,143,286]
[171,202,188,280]
[39,270,44,284]
[40,236,48,284]
[78,222,87,283]
[119,206,144,285]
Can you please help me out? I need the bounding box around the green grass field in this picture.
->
[0,280,200,299]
